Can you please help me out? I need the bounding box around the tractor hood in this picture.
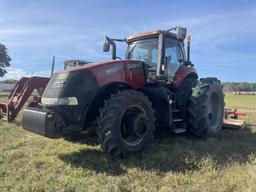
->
[40,59,146,131]
[42,59,146,104]
[61,59,143,73]
[59,59,146,88]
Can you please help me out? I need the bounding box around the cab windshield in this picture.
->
[126,38,158,67]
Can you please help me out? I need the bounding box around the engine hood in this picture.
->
[60,59,143,73]
[46,59,146,100]
[56,59,146,89]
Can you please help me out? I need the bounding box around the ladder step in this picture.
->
[174,128,186,134]
[173,118,183,123]
[172,109,180,112]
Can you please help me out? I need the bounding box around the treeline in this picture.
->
[223,82,256,92]
[0,79,18,84]
[0,79,255,92]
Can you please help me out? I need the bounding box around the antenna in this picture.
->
[51,56,55,76]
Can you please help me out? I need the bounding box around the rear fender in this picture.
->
[173,66,198,88]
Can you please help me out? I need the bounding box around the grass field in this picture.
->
[1,94,256,192]
[225,94,256,110]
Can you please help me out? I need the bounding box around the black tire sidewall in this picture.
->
[97,90,155,156]
[205,81,224,134]
[188,78,224,137]
[113,96,154,153]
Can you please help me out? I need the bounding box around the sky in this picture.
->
[0,0,256,82]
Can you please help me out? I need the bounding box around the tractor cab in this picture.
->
[103,26,191,82]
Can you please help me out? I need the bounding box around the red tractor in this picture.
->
[22,27,224,157]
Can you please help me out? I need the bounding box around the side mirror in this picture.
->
[103,40,110,52]
[177,27,187,41]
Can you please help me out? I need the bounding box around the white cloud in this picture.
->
[163,8,256,45]
[159,8,256,67]
[1,67,50,80]
[2,68,28,79]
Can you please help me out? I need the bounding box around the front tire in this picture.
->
[188,78,224,137]
[96,90,156,158]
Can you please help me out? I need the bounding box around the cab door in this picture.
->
[164,38,184,81]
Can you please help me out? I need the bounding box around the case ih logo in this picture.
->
[55,80,66,85]
[127,63,142,69]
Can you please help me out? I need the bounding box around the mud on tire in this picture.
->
[188,78,224,138]
[96,90,156,158]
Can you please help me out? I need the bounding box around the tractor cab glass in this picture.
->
[126,38,158,67]
[165,38,184,80]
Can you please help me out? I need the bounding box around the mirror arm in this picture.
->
[112,38,127,43]
[111,43,116,60]
[106,36,117,60]
[104,37,127,60]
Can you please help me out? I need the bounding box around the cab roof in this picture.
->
[127,29,178,42]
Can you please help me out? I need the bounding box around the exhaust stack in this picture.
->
[187,33,191,62]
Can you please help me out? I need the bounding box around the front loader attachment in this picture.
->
[0,76,49,121]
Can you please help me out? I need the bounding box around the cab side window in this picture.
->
[151,48,158,67]
[165,38,182,80]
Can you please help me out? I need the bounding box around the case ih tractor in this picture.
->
[22,27,224,158]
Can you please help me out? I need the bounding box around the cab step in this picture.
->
[174,128,186,134]
[173,118,183,123]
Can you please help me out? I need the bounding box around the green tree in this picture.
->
[0,43,11,77]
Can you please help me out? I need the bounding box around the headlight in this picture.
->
[42,97,78,106]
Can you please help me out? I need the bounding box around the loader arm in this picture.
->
[0,76,49,121]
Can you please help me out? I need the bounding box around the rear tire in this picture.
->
[188,78,224,137]
[96,90,156,158]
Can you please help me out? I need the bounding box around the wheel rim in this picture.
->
[121,105,149,146]
[208,91,222,130]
